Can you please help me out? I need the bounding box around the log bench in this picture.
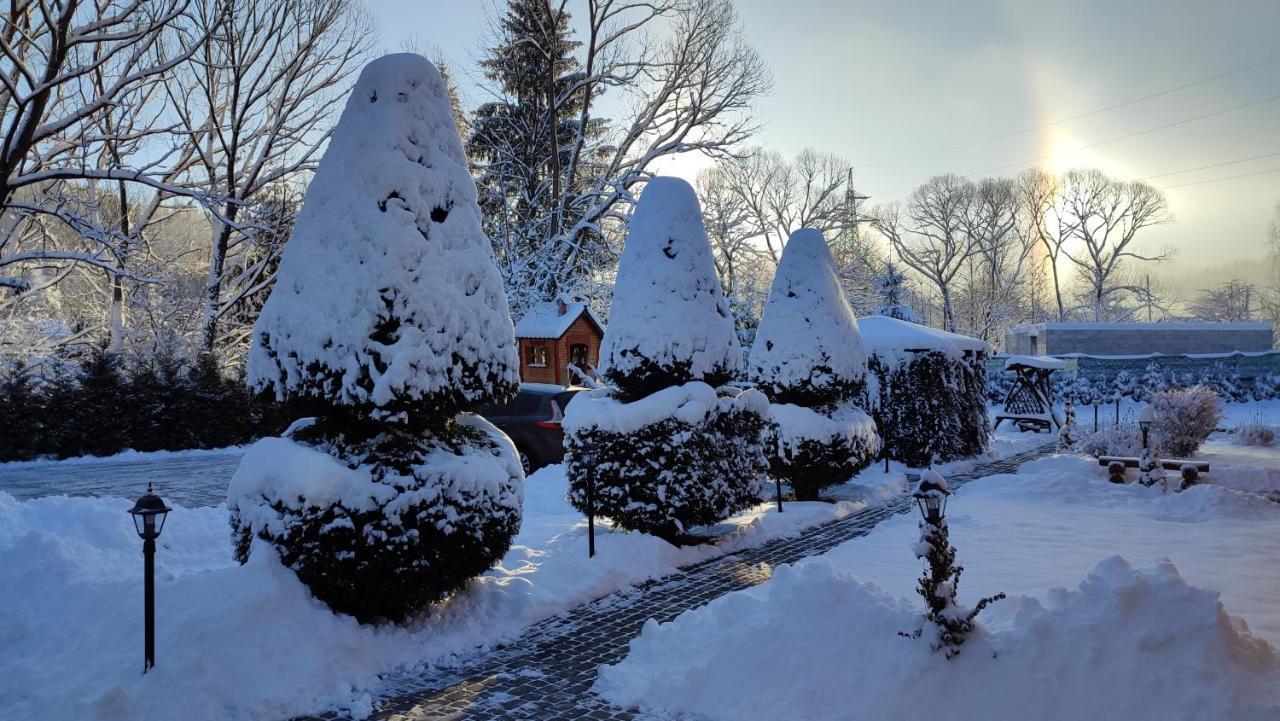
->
[1097,456,1209,484]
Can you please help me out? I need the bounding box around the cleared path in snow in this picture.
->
[296,443,1055,721]
[0,448,242,508]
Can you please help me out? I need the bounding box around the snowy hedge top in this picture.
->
[859,316,988,359]
[599,177,740,395]
[248,53,519,421]
[563,381,768,436]
[750,229,866,399]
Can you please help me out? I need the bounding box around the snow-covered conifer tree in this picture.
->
[565,177,769,540]
[750,228,879,500]
[873,261,919,323]
[1058,402,1078,452]
[228,54,523,624]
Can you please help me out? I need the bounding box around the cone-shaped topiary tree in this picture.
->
[565,177,769,541]
[229,54,523,624]
[599,177,742,402]
[750,229,879,500]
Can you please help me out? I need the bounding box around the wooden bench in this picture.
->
[1097,456,1209,483]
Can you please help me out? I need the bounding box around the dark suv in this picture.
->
[478,383,586,473]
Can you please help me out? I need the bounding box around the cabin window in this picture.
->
[569,343,588,368]
[527,343,548,367]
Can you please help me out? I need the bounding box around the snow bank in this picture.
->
[598,556,1280,721]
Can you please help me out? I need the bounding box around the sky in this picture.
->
[370,0,1280,297]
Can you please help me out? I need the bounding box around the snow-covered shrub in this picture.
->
[749,229,879,500]
[1137,446,1166,488]
[867,346,989,469]
[902,470,1004,659]
[1079,423,1144,458]
[1058,403,1079,452]
[565,177,768,540]
[1150,386,1223,458]
[565,383,770,539]
[1233,422,1276,447]
[230,55,523,624]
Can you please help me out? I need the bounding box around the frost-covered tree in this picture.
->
[1058,402,1079,452]
[565,177,768,540]
[229,55,523,624]
[750,228,879,500]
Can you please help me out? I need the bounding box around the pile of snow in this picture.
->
[598,177,739,388]
[248,53,518,414]
[749,228,866,395]
[598,556,1280,721]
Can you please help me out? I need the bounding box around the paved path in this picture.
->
[0,449,242,507]
[299,443,1055,721]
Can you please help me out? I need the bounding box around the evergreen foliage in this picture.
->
[902,471,1005,659]
[868,350,990,468]
[565,177,768,541]
[231,55,523,625]
[1057,403,1079,451]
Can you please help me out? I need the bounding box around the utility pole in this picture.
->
[1145,274,1153,322]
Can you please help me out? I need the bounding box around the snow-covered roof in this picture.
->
[513,301,604,339]
[1003,355,1066,371]
[1007,321,1273,333]
[859,316,989,357]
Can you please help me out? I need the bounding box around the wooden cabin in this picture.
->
[513,300,605,386]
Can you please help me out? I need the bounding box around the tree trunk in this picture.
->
[200,207,237,353]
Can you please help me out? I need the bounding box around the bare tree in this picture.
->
[1187,278,1257,322]
[964,177,1030,342]
[166,0,371,355]
[875,174,977,332]
[695,163,762,298]
[1016,168,1072,321]
[0,0,202,297]
[1060,168,1171,321]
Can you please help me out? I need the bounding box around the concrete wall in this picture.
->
[1043,327,1272,355]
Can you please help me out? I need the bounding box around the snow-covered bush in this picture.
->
[749,229,879,500]
[1057,403,1079,452]
[1151,386,1223,458]
[1233,422,1276,447]
[1079,423,1144,458]
[565,177,768,540]
[865,332,989,469]
[1137,446,1166,488]
[230,55,523,624]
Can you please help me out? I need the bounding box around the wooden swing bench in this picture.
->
[993,356,1065,434]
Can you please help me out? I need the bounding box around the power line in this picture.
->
[869,93,1280,198]
[859,54,1280,169]
[1157,167,1280,190]
[1136,151,1280,181]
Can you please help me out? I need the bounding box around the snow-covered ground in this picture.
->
[597,443,1280,721]
[0,462,879,721]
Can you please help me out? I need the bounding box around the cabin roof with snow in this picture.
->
[859,315,990,357]
[513,301,605,340]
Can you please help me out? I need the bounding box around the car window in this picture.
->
[507,392,546,417]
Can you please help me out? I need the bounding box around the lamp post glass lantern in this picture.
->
[128,483,170,673]
[913,473,950,524]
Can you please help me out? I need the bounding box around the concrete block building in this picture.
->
[1003,322,1274,357]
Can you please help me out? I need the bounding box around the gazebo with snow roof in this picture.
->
[513,300,606,386]
[994,355,1066,433]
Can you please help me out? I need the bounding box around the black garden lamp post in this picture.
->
[1138,404,1155,450]
[913,472,950,526]
[128,483,170,673]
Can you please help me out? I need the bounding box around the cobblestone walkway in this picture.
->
[299,443,1054,721]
